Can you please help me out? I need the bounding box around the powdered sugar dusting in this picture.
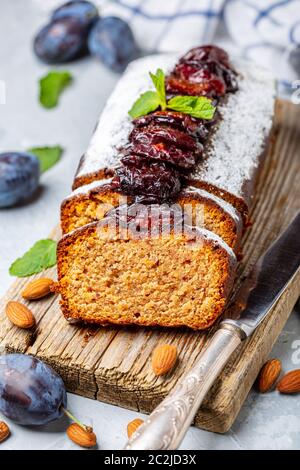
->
[194,226,237,263]
[184,186,242,227]
[191,59,276,197]
[65,178,113,200]
[76,54,275,203]
[76,54,177,178]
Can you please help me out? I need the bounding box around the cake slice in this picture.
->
[57,206,237,330]
[61,180,242,250]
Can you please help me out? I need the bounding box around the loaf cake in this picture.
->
[57,45,276,330]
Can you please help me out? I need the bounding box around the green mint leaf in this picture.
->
[128,91,161,119]
[189,97,216,120]
[39,71,72,109]
[149,69,166,110]
[167,95,216,120]
[167,95,198,112]
[27,146,63,173]
[9,239,57,277]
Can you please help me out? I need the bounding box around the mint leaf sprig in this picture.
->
[27,146,63,173]
[9,239,57,277]
[167,95,215,120]
[129,69,215,121]
[39,71,72,109]
[149,68,166,110]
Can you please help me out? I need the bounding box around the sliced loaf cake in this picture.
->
[57,45,275,330]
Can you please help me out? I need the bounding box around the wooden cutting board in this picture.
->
[0,99,299,433]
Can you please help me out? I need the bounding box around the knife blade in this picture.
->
[125,212,300,450]
[223,211,300,336]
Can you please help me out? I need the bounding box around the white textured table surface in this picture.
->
[0,0,300,451]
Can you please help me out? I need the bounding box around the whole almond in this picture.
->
[22,278,55,300]
[5,301,35,329]
[258,358,281,393]
[127,418,144,438]
[277,369,300,394]
[0,421,10,443]
[66,423,97,448]
[152,344,177,376]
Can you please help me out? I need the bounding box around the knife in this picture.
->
[124,211,300,450]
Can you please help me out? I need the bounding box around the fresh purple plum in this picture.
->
[33,17,88,63]
[52,1,99,30]
[0,354,67,426]
[0,153,40,208]
[88,16,139,71]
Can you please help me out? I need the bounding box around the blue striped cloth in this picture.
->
[99,0,300,92]
[100,0,224,52]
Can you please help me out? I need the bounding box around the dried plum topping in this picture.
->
[222,67,238,92]
[168,45,238,97]
[125,142,199,169]
[179,45,230,68]
[111,45,238,206]
[114,155,181,203]
[129,125,200,152]
[133,111,209,140]
[166,76,226,98]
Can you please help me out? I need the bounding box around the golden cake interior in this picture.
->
[58,223,234,330]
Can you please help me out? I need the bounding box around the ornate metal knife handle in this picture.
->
[124,325,243,450]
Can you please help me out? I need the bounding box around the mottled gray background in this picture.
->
[0,0,299,450]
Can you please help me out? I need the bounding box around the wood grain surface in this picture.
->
[0,99,299,433]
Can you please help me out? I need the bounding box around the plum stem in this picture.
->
[61,407,91,432]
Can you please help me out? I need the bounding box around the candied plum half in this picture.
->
[129,126,201,152]
[166,76,226,98]
[126,142,199,169]
[175,62,223,82]
[169,45,238,96]
[221,67,238,92]
[179,45,231,68]
[133,111,209,141]
[114,156,181,203]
